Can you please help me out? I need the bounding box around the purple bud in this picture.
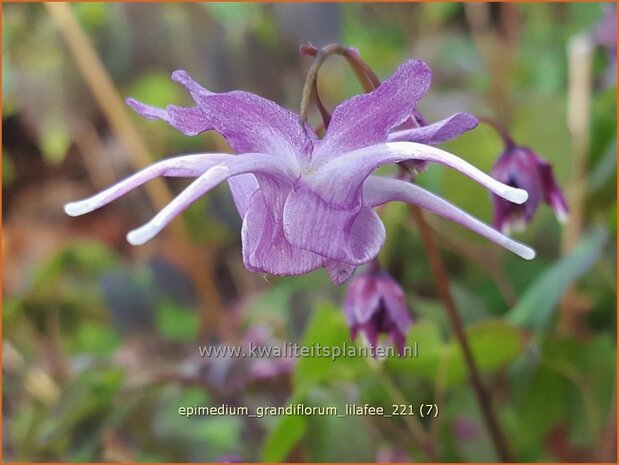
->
[343,269,413,354]
[491,144,568,234]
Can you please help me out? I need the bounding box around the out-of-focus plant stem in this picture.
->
[46,3,224,333]
[45,3,173,214]
[299,44,347,124]
[417,215,517,307]
[559,33,593,336]
[465,3,519,125]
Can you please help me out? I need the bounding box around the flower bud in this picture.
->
[343,269,412,354]
[491,144,568,234]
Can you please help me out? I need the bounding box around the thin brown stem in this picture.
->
[332,44,514,460]
[409,205,512,462]
[477,116,516,150]
[45,2,173,214]
[312,78,331,129]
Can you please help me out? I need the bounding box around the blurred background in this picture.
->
[2,2,616,462]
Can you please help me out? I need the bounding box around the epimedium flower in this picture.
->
[342,267,412,355]
[64,59,535,285]
[487,121,569,234]
[300,42,480,160]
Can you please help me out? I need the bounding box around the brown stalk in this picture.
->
[46,3,224,332]
[559,33,594,336]
[409,206,512,461]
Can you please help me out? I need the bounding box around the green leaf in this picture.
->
[261,408,306,462]
[292,303,364,391]
[386,320,523,386]
[508,229,607,330]
[74,322,121,356]
[385,320,445,380]
[304,387,374,462]
[445,320,524,383]
[155,301,199,342]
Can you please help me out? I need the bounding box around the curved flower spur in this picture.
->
[64,57,535,285]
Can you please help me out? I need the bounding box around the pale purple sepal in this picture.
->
[363,176,535,260]
[66,59,536,285]
[314,59,431,160]
[388,112,478,145]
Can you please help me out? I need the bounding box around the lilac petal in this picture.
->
[317,142,529,206]
[241,179,324,275]
[283,185,386,265]
[388,113,478,145]
[227,174,259,217]
[363,176,536,260]
[172,70,315,163]
[129,70,315,163]
[536,156,569,223]
[126,154,290,245]
[64,154,232,217]
[314,60,432,161]
[326,260,357,285]
[126,99,211,137]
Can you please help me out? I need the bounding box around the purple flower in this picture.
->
[343,269,412,354]
[65,60,535,285]
[491,142,568,234]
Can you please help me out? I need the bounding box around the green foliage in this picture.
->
[387,320,524,386]
[508,229,607,330]
[155,301,199,342]
[262,393,306,461]
[293,303,366,391]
